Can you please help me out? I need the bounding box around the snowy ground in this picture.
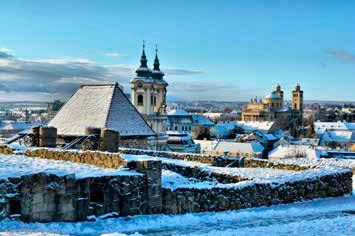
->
[0,177,353,236]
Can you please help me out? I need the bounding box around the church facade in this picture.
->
[242,85,303,123]
[130,43,169,150]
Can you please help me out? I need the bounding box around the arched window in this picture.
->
[138,95,144,106]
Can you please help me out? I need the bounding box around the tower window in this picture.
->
[153,96,157,106]
[137,95,144,106]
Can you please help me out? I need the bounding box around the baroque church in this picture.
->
[242,84,303,122]
[130,43,169,150]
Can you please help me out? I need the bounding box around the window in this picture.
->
[90,190,104,204]
[153,96,157,106]
[8,199,21,215]
[137,95,143,106]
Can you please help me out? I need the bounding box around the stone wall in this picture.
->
[25,148,127,169]
[162,162,249,184]
[0,172,147,222]
[242,158,315,171]
[0,146,353,222]
[119,148,219,165]
[120,137,150,150]
[163,169,353,214]
[127,160,163,214]
[0,145,14,155]
[1,148,165,222]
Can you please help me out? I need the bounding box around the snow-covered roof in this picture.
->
[268,145,319,159]
[289,138,320,146]
[215,121,237,131]
[321,130,355,143]
[263,133,278,141]
[191,114,214,126]
[314,121,355,135]
[214,141,264,154]
[194,140,219,153]
[236,121,275,133]
[49,83,155,137]
[167,109,190,116]
[210,125,230,137]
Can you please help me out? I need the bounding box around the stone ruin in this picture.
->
[0,155,162,222]
[26,126,120,153]
[0,146,353,222]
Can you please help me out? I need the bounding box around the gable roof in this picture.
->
[268,145,319,159]
[235,121,275,133]
[214,141,264,154]
[192,114,214,126]
[49,83,155,137]
[314,121,355,135]
[321,130,355,143]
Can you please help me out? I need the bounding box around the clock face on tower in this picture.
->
[137,82,143,89]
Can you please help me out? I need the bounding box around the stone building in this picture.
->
[242,85,303,123]
[48,83,155,149]
[130,43,169,150]
[166,108,214,133]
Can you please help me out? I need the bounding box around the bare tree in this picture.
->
[191,125,211,140]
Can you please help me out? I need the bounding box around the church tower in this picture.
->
[292,84,303,111]
[131,43,168,116]
[130,43,169,150]
[274,84,284,106]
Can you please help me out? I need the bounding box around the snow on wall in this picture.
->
[0,153,140,180]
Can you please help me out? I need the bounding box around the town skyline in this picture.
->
[0,1,355,102]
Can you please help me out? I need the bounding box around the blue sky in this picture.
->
[0,0,354,102]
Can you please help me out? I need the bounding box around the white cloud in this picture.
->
[104,52,121,57]
[0,48,14,59]
[0,48,207,101]
[328,49,355,63]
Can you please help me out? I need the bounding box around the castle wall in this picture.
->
[0,146,352,222]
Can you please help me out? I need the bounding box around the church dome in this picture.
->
[265,91,282,100]
[167,109,189,116]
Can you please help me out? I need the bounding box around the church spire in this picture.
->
[140,40,148,68]
[135,40,151,77]
[151,44,164,80]
[153,44,160,71]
